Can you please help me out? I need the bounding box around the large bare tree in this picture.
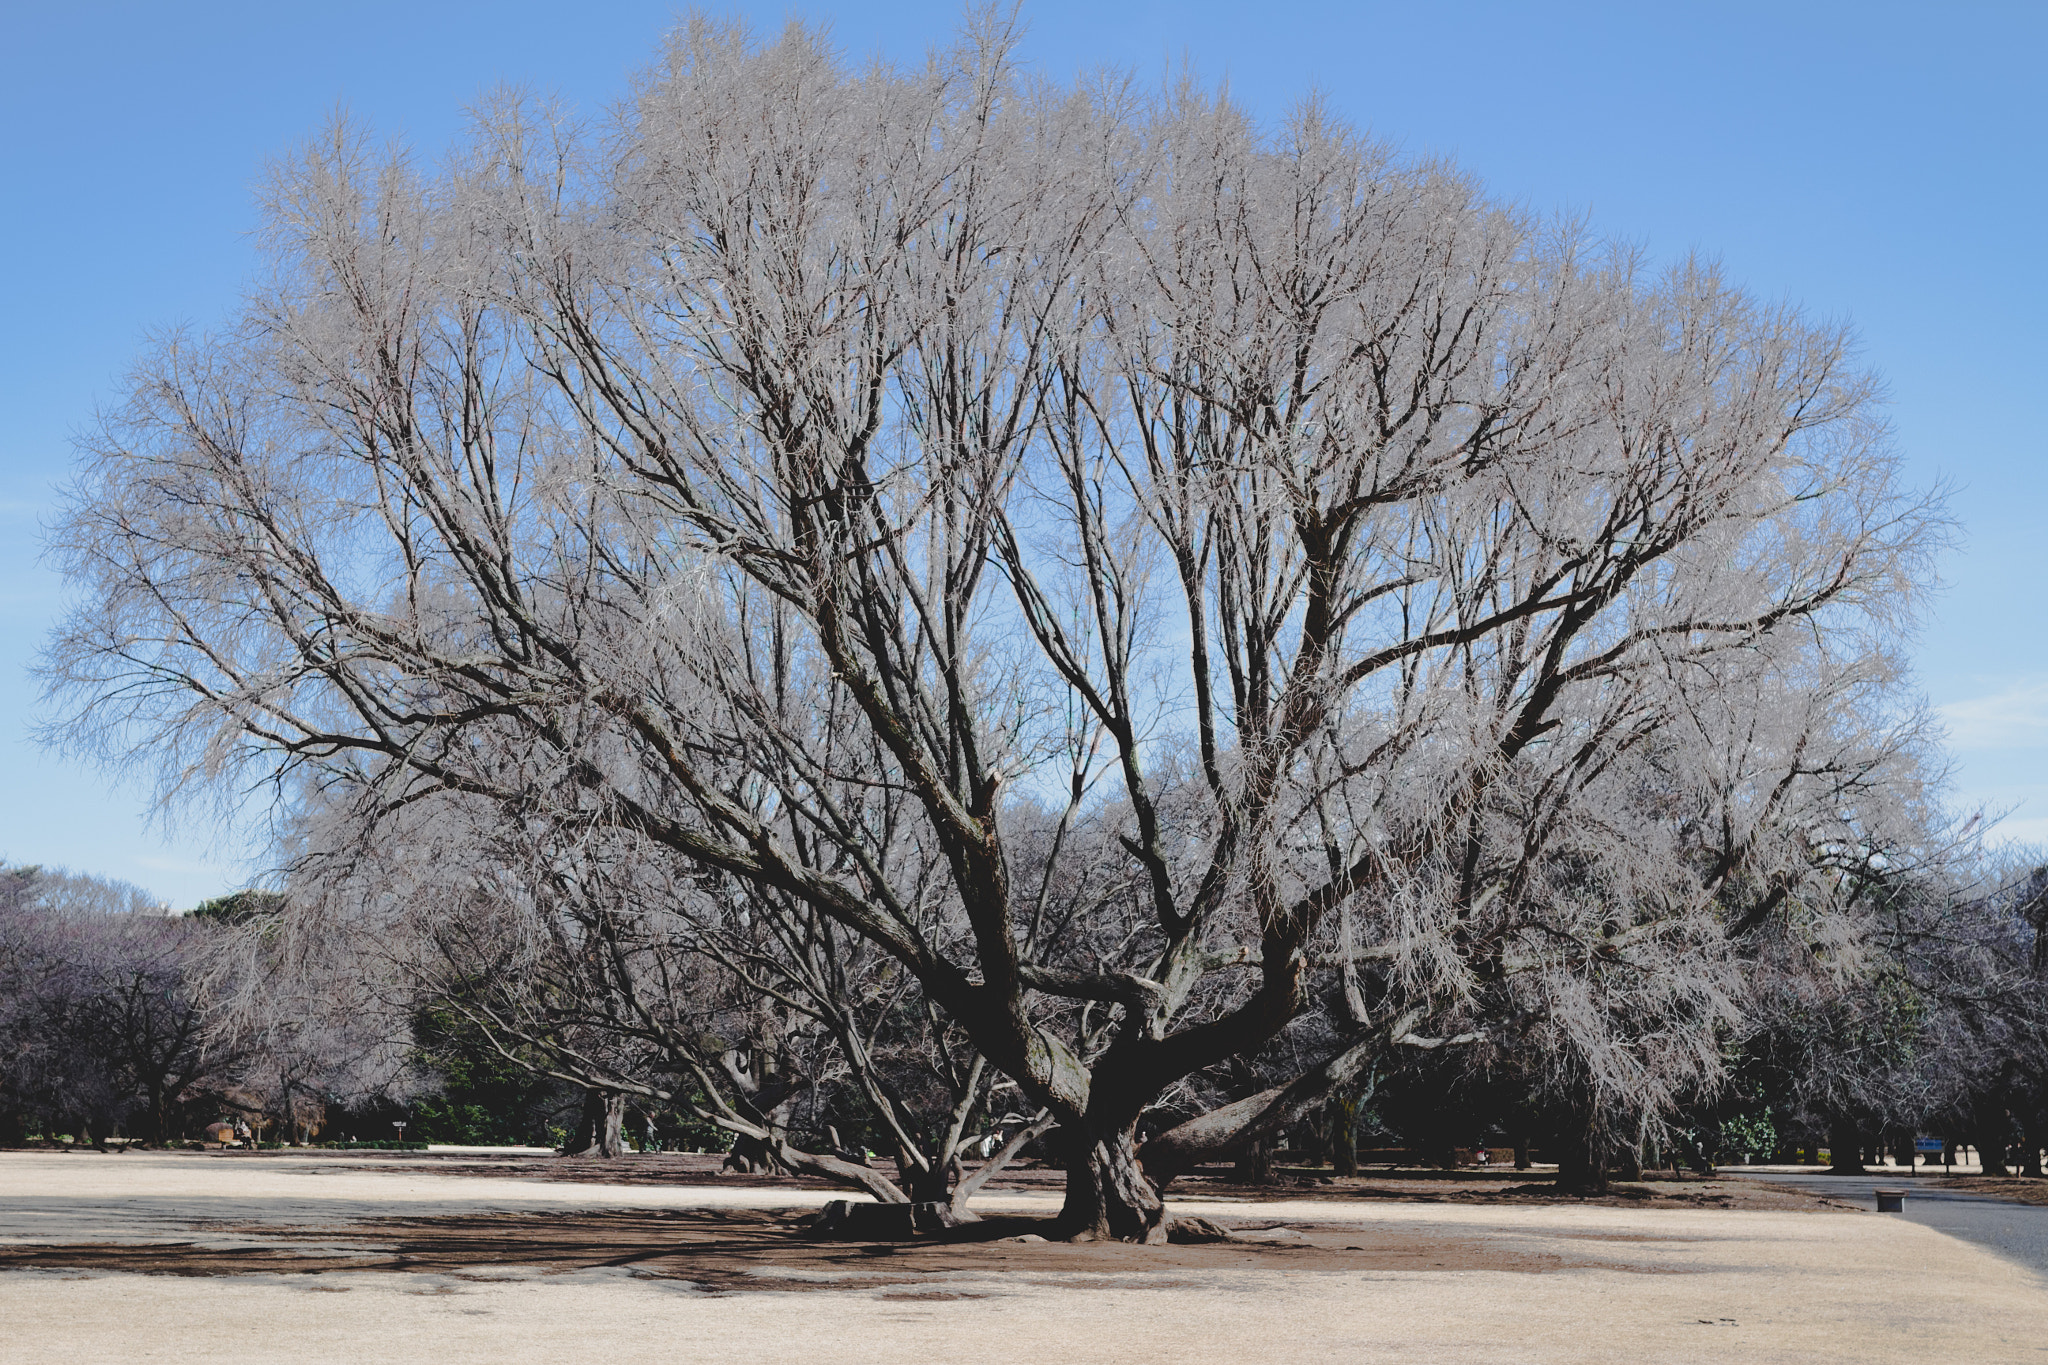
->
[44,16,1941,1237]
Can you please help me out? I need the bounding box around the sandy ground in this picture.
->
[2,1150,2044,1364]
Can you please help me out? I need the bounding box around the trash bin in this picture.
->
[1875,1189,1905,1213]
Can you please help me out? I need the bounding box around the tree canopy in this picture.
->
[42,14,1949,1237]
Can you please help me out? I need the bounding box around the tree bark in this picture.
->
[1554,1126,1608,1194]
[1059,1122,1165,1243]
[1235,1139,1275,1184]
[904,1152,955,1205]
[1961,1096,2015,1176]
[562,1090,627,1158]
[1828,1116,1867,1175]
[724,1134,777,1171]
[1428,1134,1459,1171]
[1330,1096,1360,1177]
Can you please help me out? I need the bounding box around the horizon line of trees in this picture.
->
[9,849,2048,1189]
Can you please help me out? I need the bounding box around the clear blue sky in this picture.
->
[3,1,2042,906]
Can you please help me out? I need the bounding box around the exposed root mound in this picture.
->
[810,1199,977,1240]
[1166,1216,1233,1244]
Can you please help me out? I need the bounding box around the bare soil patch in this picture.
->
[1199,1176,1829,1212]
[0,1205,1625,1290]
[1921,1175,2048,1206]
[290,1151,1849,1214]
[10,1151,2042,1365]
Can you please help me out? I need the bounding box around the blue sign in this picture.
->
[1914,1138,1945,1153]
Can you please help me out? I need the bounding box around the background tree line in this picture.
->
[9,846,2048,1190]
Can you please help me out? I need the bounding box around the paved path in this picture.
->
[1733,1171,2048,1280]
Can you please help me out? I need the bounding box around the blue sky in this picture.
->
[3,1,2042,906]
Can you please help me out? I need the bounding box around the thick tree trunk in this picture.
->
[1331,1102,1359,1177]
[562,1090,627,1158]
[1554,1127,1608,1194]
[905,1156,955,1205]
[1829,1117,1867,1175]
[724,1134,779,1171]
[137,1082,171,1148]
[1963,1099,2014,1176]
[1060,1123,1165,1243]
[1556,1148,1606,1193]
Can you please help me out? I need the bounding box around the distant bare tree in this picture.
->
[1874,854,2048,1176]
[0,864,222,1146]
[197,885,424,1145]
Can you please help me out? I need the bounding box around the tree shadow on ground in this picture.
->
[0,1206,1617,1289]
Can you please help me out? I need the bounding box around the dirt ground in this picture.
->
[1928,1175,2048,1207]
[320,1148,1869,1211]
[1,1149,2042,1363]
